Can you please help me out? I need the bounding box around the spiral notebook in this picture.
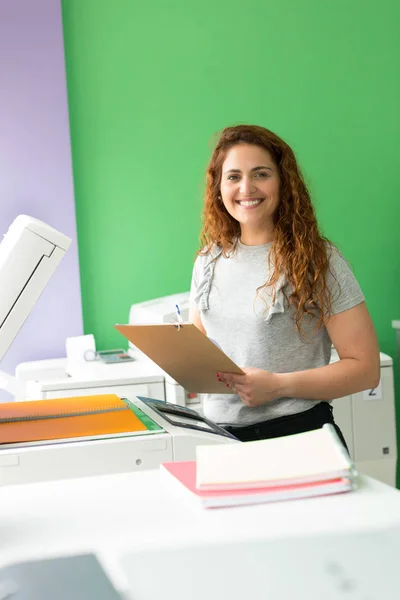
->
[0,394,160,445]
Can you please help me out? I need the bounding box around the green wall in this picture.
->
[62,0,400,426]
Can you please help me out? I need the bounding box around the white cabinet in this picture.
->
[331,356,397,487]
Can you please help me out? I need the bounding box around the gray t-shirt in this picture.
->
[189,240,364,427]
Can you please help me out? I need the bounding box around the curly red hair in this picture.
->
[199,124,333,335]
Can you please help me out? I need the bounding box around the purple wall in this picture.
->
[0,0,83,400]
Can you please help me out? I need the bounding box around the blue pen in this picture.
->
[175,304,183,323]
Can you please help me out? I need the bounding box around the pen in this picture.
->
[175,304,183,323]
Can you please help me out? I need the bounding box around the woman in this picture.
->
[189,124,379,447]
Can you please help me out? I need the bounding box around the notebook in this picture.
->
[195,424,356,491]
[161,460,354,509]
[114,322,244,393]
[0,394,159,445]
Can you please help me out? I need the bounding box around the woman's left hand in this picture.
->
[217,368,282,407]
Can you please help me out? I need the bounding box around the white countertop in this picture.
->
[1,468,399,562]
[0,468,399,597]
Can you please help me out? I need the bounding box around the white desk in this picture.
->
[0,470,400,598]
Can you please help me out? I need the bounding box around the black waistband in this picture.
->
[222,402,344,445]
[225,402,333,433]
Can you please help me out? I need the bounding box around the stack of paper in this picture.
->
[161,424,357,509]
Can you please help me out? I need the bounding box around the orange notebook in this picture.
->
[0,394,148,445]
